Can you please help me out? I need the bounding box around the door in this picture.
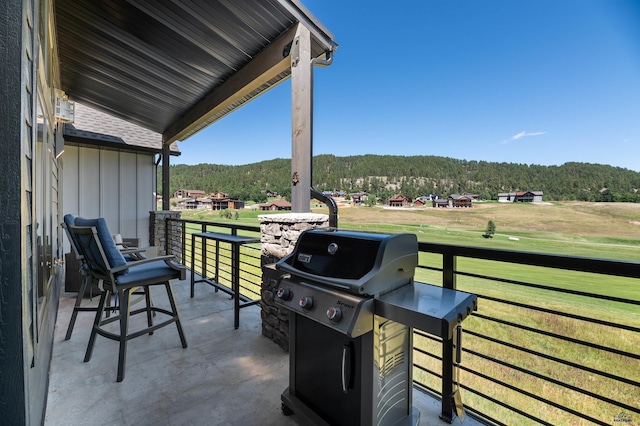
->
[293,315,373,425]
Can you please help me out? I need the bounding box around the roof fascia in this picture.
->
[276,0,337,52]
[64,135,180,156]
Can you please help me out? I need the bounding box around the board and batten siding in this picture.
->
[62,144,156,253]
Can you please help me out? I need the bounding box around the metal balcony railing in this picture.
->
[165,218,640,425]
[411,242,639,425]
[165,219,262,305]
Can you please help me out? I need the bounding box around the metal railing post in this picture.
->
[443,252,457,290]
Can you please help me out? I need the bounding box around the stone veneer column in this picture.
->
[259,213,329,351]
[149,210,181,257]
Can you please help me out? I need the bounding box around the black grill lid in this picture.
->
[276,229,418,295]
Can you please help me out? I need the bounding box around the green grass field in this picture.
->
[180,201,640,260]
[179,202,640,424]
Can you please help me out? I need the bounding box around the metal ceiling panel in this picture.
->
[54,0,336,143]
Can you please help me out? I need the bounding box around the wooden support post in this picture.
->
[290,24,312,213]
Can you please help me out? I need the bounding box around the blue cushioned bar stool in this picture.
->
[72,218,187,382]
[62,214,148,340]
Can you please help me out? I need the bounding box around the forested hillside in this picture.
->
[161,155,640,203]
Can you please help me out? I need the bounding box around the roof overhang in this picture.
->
[54,0,336,146]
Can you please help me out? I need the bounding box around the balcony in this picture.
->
[45,258,459,425]
[45,219,639,425]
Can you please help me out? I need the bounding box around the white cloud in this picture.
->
[512,131,527,140]
[501,131,546,144]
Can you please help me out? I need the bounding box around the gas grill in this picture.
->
[272,229,478,425]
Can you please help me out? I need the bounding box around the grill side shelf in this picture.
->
[375,282,478,339]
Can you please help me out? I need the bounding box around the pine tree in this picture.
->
[483,220,496,238]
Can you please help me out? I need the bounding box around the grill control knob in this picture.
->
[327,307,342,322]
[299,296,314,310]
[276,287,291,301]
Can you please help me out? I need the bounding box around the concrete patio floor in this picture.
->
[45,275,477,426]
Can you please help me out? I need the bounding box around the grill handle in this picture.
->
[341,343,353,393]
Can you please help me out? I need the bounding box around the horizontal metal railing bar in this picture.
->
[238,288,260,299]
[464,329,640,388]
[239,271,261,282]
[239,275,260,285]
[416,264,442,272]
[414,366,522,426]
[459,383,551,426]
[414,364,442,382]
[239,251,261,260]
[241,270,262,283]
[414,329,444,343]
[185,230,262,301]
[457,270,639,305]
[459,364,607,425]
[241,246,261,251]
[173,218,261,234]
[418,242,640,278]
[240,266,260,277]
[478,294,640,333]
[414,329,640,413]
[239,254,260,262]
[413,382,511,426]
[413,347,442,363]
[463,345,640,415]
[474,312,640,361]
[241,255,261,262]
[238,286,259,294]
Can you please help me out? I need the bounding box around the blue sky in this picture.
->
[175,0,640,172]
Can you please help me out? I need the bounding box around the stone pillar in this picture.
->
[259,213,329,351]
[149,210,181,257]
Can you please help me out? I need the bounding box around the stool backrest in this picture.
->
[72,217,129,277]
[63,214,83,260]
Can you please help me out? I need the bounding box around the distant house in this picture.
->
[350,192,368,204]
[432,194,473,208]
[449,194,473,208]
[259,200,292,211]
[176,197,215,210]
[388,194,411,207]
[433,199,449,208]
[204,191,245,210]
[228,199,245,209]
[211,191,229,200]
[174,189,205,199]
[416,194,441,206]
[198,198,212,208]
[498,191,543,203]
[322,190,346,198]
[515,191,543,202]
[498,192,515,202]
[211,197,245,210]
[177,198,199,209]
